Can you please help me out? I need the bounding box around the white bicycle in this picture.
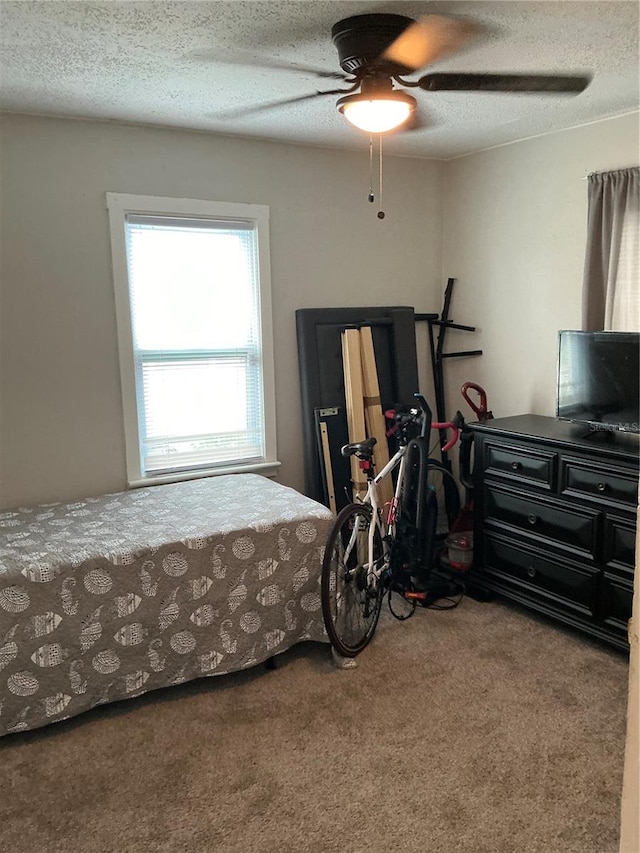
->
[321,393,460,658]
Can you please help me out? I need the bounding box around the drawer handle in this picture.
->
[527,514,538,526]
[511,461,522,471]
[527,565,536,578]
[597,482,607,493]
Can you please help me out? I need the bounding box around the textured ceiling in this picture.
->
[0,0,638,159]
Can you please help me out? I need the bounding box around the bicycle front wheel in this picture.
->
[321,502,384,658]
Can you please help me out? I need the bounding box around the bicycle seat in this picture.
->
[341,437,377,458]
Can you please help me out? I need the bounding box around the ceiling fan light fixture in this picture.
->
[337,90,416,133]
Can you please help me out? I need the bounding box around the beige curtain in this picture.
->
[582,167,639,332]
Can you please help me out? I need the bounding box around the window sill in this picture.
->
[127,460,282,490]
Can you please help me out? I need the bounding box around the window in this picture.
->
[107,194,278,487]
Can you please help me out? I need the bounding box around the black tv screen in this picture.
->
[557,331,640,434]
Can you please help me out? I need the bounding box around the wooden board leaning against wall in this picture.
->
[341,327,394,508]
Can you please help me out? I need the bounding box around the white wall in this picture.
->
[441,112,639,422]
[0,114,443,508]
[2,112,636,509]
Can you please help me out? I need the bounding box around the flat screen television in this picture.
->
[557,330,640,434]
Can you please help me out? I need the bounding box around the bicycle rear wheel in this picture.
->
[321,502,384,658]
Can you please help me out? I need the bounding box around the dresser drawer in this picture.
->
[598,573,633,638]
[483,441,556,490]
[484,535,597,615]
[604,514,637,577]
[484,484,600,556]
[560,457,639,508]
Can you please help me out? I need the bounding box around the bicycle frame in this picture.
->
[342,402,460,595]
[365,446,406,584]
[332,446,403,600]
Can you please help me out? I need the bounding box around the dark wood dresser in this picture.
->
[467,414,639,650]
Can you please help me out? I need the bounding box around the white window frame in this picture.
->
[106,193,279,487]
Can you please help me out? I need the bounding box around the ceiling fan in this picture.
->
[221,12,592,134]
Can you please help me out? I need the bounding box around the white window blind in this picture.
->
[107,195,277,486]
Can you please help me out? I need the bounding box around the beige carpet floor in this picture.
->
[0,597,629,853]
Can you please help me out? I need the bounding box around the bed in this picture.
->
[0,474,334,736]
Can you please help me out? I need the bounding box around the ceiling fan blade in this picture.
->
[215,89,350,120]
[188,49,349,81]
[382,15,478,72]
[418,73,592,93]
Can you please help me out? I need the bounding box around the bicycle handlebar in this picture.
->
[384,393,462,452]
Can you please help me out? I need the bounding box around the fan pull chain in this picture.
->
[368,135,375,203]
[366,134,385,219]
[378,134,385,219]
[367,133,385,219]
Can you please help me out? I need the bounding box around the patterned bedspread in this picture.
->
[0,474,334,736]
